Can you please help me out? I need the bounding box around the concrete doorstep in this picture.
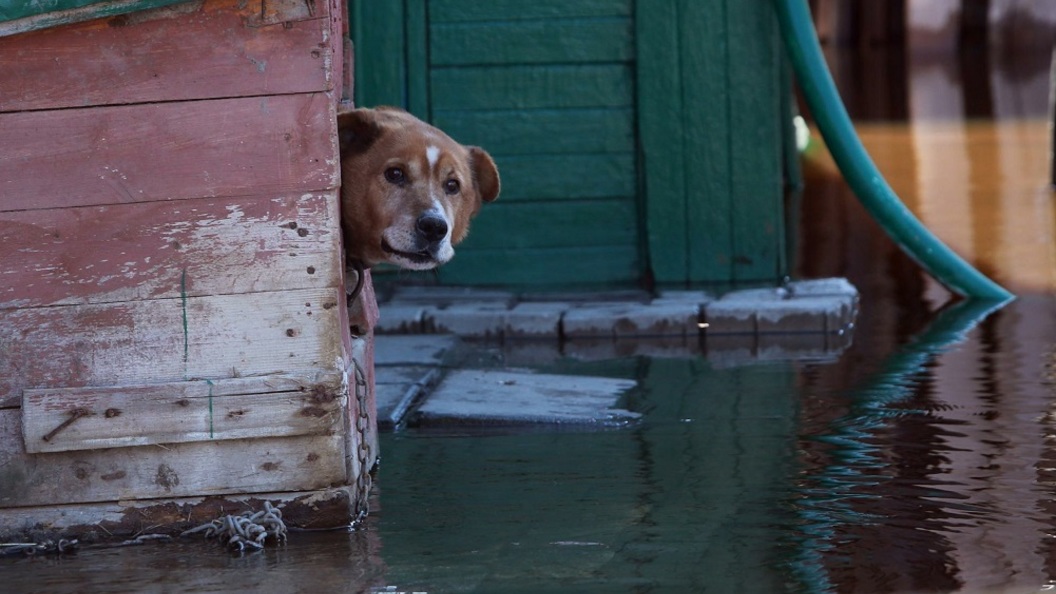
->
[371,278,859,430]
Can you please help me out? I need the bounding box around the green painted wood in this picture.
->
[350,0,790,288]
[405,0,429,119]
[431,64,633,111]
[433,108,634,156]
[726,2,785,281]
[636,0,688,284]
[429,17,633,66]
[455,199,638,250]
[495,154,635,202]
[437,246,640,286]
[428,0,630,23]
[681,0,734,282]
[350,0,405,108]
[0,0,185,36]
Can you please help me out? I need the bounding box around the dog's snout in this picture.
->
[416,213,448,243]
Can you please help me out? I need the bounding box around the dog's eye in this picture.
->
[384,167,406,184]
[443,179,461,195]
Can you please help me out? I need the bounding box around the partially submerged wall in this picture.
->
[0,0,375,539]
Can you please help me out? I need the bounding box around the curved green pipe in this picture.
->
[772,0,1014,302]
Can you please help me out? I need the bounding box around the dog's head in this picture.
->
[338,107,500,270]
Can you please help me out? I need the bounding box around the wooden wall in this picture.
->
[0,0,374,530]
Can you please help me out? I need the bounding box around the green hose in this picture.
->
[772,0,1014,302]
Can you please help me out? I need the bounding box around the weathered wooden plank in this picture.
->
[636,0,689,283]
[429,17,634,66]
[726,1,785,282]
[680,0,733,282]
[496,153,635,201]
[432,108,634,156]
[438,246,641,286]
[460,199,639,250]
[430,64,633,111]
[0,192,341,309]
[0,287,346,408]
[22,372,345,453]
[0,0,185,36]
[0,409,346,508]
[0,192,341,310]
[0,0,332,112]
[0,487,358,540]
[429,0,631,23]
[0,93,338,212]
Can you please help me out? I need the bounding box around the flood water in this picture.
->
[5,44,1056,594]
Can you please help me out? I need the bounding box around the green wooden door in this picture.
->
[350,0,792,289]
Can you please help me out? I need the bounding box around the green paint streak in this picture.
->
[180,269,189,366]
[206,380,214,439]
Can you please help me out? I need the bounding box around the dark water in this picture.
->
[5,43,1056,594]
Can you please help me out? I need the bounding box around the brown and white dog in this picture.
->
[337,107,500,271]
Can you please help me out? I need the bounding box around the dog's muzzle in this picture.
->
[380,212,452,268]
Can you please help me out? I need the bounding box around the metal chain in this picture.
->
[350,357,372,529]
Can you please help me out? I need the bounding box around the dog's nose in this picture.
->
[416,213,448,243]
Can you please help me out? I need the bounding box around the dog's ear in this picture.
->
[337,109,382,154]
[468,146,500,203]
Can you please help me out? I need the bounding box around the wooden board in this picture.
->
[0,287,346,408]
[636,0,688,283]
[460,200,638,250]
[432,108,634,156]
[437,246,641,286]
[495,154,635,202]
[428,0,631,23]
[430,64,633,111]
[0,191,341,310]
[429,17,634,66]
[0,0,333,113]
[0,93,338,212]
[0,409,346,508]
[0,487,358,539]
[725,1,785,281]
[22,372,345,453]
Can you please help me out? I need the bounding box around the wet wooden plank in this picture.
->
[0,409,347,508]
[0,0,332,111]
[0,486,358,540]
[22,372,345,453]
[0,93,339,213]
[0,287,347,408]
[0,191,341,310]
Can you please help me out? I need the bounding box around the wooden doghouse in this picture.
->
[0,0,378,539]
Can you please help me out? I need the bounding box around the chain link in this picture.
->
[350,357,373,529]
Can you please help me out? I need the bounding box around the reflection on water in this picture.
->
[5,33,1056,594]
